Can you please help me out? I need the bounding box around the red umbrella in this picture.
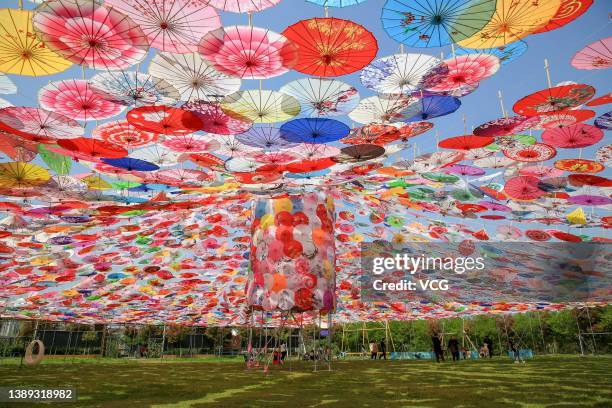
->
[282,18,378,77]
[532,0,592,34]
[127,106,202,136]
[513,84,595,116]
[57,137,128,160]
[93,121,157,149]
[392,121,433,142]
[567,174,612,187]
[503,143,557,162]
[182,101,252,135]
[531,109,595,129]
[473,115,538,137]
[438,135,494,150]
[542,123,603,148]
[554,158,604,173]
[233,171,281,185]
[503,176,545,200]
[341,124,400,145]
[285,158,335,173]
[548,230,582,242]
[525,229,551,241]
[586,93,612,107]
[184,153,225,170]
[423,55,499,92]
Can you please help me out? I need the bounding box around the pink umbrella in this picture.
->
[519,165,563,178]
[542,123,603,148]
[199,26,297,79]
[423,55,500,92]
[39,80,124,121]
[444,164,485,176]
[496,225,522,240]
[32,0,149,70]
[161,134,220,153]
[93,121,158,149]
[182,101,252,135]
[205,0,281,13]
[567,195,612,206]
[571,36,612,70]
[473,115,538,137]
[0,107,83,141]
[477,201,511,212]
[503,176,545,200]
[531,110,595,129]
[503,143,557,163]
[105,0,221,53]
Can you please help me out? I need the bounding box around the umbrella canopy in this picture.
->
[282,17,378,77]
[57,137,128,160]
[101,157,160,172]
[341,124,400,145]
[381,0,496,48]
[423,54,500,92]
[280,78,359,117]
[148,52,241,102]
[0,162,51,188]
[531,109,596,130]
[405,95,461,122]
[503,143,557,163]
[513,84,596,116]
[473,115,538,137]
[306,0,367,6]
[333,144,386,163]
[571,36,612,70]
[594,111,612,130]
[542,123,603,148]
[532,0,592,34]
[105,0,221,54]
[221,90,300,123]
[280,118,350,144]
[554,158,604,174]
[236,127,297,150]
[438,135,494,150]
[503,176,545,200]
[595,144,611,166]
[93,121,158,149]
[199,26,297,79]
[90,71,179,107]
[348,95,418,124]
[0,8,72,76]
[32,0,149,70]
[205,0,281,13]
[455,41,528,65]
[182,101,252,135]
[0,107,83,142]
[360,53,442,94]
[126,105,203,135]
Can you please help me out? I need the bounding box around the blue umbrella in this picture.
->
[101,157,160,172]
[306,0,368,7]
[455,41,528,65]
[285,169,331,178]
[406,95,461,122]
[280,118,350,144]
[594,111,611,130]
[381,0,496,48]
[235,127,297,150]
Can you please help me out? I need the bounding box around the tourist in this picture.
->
[448,336,460,361]
[479,343,489,358]
[461,346,469,360]
[509,340,525,364]
[379,339,387,360]
[484,336,493,358]
[432,332,444,362]
[280,342,287,361]
[369,340,378,359]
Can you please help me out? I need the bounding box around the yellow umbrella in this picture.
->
[457,0,560,49]
[0,162,50,188]
[0,8,72,76]
[567,207,586,225]
[81,174,112,190]
[221,90,300,123]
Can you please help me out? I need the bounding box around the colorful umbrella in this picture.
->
[422,54,500,92]
[503,176,545,200]
[282,18,378,77]
[93,121,158,149]
[221,90,300,123]
[405,95,461,122]
[0,8,72,76]
[182,101,252,135]
[503,143,557,163]
[0,74,16,94]
[571,36,612,70]
[532,0,592,34]
[126,105,203,135]
[438,135,494,150]
[380,0,496,48]
[0,107,83,142]
[205,0,281,13]
[0,162,51,188]
[340,124,400,145]
[360,53,442,94]
[594,112,612,130]
[280,78,359,117]
[306,0,367,6]
[531,110,596,129]
[542,123,603,148]
[554,158,604,174]
[105,0,221,54]
[39,80,125,122]
[457,0,561,49]
[455,41,528,65]
[473,115,538,137]
[131,146,180,167]
[90,71,179,107]
[567,195,612,206]
[57,137,128,160]
[595,144,612,166]
[567,174,612,188]
[161,134,220,153]
[586,93,612,107]
[38,145,71,175]
[333,144,386,163]
[236,127,296,150]
[513,84,596,116]
[525,229,550,241]
[199,26,297,79]
[32,0,149,70]
[280,118,350,144]
[101,157,160,172]
[148,52,241,102]
[348,94,418,124]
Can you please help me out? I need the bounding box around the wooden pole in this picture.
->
[544,59,552,88]
[498,90,507,118]
[160,324,166,359]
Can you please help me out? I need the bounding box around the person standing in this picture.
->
[484,336,493,358]
[509,340,525,364]
[280,342,287,361]
[448,336,459,361]
[432,332,444,362]
[379,339,387,360]
[369,340,378,359]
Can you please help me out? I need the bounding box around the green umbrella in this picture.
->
[422,172,460,183]
[111,181,141,189]
[485,134,536,151]
[38,144,71,175]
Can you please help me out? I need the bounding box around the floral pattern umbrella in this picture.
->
[205,0,281,13]
[280,78,359,117]
[348,94,418,124]
[542,123,603,148]
[90,71,179,107]
[0,107,83,142]
[571,36,612,70]
[92,120,158,149]
[221,90,300,123]
[182,101,252,135]
[422,54,500,92]
[513,84,595,116]
[360,53,443,94]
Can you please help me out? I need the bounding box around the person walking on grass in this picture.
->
[432,332,444,362]
[369,340,378,359]
[379,339,387,360]
[448,336,459,361]
[509,340,525,364]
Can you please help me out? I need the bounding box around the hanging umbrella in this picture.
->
[236,127,296,150]
[32,0,149,70]
[381,0,496,48]
[148,52,241,102]
[571,36,612,70]
[548,230,582,242]
[542,123,603,148]
[105,0,220,53]
[503,176,545,200]
[531,110,596,129]
[360,53,443,94]
[444,165,485,177]
[554,158,604,174]
[348,94,418,124]
[131,146,180,167]
[513,84,596,116]
[462,147,494,160]
[90,71,179,107]
[503,143,557,163]
[566,207,587,225]
[567,174,612,188]
[532,0,592,34]
[438,135,494,150]
[0,162,51,188]
[213,135,258,158]
[248,150,299,165]
[586,93,612,107]
[182,101,252,135]
[422,54,500,92]
[199,26,297,79]
[0,132,38,161]
[306,0,367,6]
[0,107,83,142]
[93,121,157,149]
[525,229,550,241]
[279,78,359,117]
[57,137,128,161]
[291,144,340,160]
[205,0,281,13]
[519,165,563,178]
[221,90,300,123]
[282,17,378,77]
[0,8,72,76]
[473,115,538,137]
[473,156,514,169]
[39,175,88,201]
[38,145,71,175]
[390,121,433,142]
[161,134,220,153]
[101,157,160,172]
[405,95,461,122]
[333,144,385,163]
[595,144,612,166]
[340,124,400,145]
[39,80,125,122]
[280,118,350,144]
[0,74,16,94]
[568,195,612,206]
[456,0,561,49]
[594,111,612,131]
[455,41,528,65]
[126,105,203,135]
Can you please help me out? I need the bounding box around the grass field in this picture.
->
[0,355,610,407]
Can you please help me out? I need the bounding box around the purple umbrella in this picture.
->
[478,200,511,212]
[444,165,485,176]
[567,195,612,206]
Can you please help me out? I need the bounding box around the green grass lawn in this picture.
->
[0,355,610,407]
